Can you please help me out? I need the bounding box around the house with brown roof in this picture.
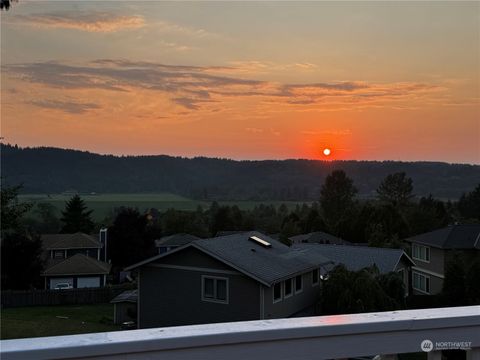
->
[41,232,111,289]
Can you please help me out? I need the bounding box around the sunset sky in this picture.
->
[1,1,479,163]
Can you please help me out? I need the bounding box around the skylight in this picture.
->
[249,236,271,248]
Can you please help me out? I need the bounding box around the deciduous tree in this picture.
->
[377,172,414,207]
[108,208,158,268]
[458,184,480,221]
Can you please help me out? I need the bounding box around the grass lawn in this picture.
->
[19,193,308,221]
[0,303,120,340]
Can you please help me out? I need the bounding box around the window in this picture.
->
[273,283,282,303]
[412,244,430,262]
[312,269,319,286]
[397,268,405,282]
[412,271,430,294]
[54,250,64,259]
[295,275,303,293]
[201,276,228,303]
[284,278,293,298]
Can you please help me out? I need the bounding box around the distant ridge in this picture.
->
[2,144,479,200]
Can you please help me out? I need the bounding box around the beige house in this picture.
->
[404,224,480,295]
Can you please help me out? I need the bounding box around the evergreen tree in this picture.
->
[60,194,94,233]
[320,170,357,236]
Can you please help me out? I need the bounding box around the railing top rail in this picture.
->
[2,306,480,360]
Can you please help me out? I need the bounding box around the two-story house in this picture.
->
[41,232,111,289]
[126,231,333,329]
[404,224,480,295]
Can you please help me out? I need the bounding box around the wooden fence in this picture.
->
[1,284,135,308]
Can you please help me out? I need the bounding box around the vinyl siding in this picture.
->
[138,248,260,328]
[263,272,320,319]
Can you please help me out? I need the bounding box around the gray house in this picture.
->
[126,231,333,329]
[293,243,415,295]
[155,233,200,254]
[404,224,480,295]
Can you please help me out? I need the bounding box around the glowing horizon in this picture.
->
[1,1,479,164]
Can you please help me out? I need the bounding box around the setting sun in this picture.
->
[323,148,331,156]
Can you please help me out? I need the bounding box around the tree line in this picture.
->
[3,143,480,200]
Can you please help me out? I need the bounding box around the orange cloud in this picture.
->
[3,60,449,115]
[13,11,145,32]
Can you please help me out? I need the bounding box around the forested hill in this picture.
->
[2,144,479,200]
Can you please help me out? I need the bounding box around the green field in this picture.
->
[0,304,120,340]
[19,193,308,221]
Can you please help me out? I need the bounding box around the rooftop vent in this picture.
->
[249,236,271,248]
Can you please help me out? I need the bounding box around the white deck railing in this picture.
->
[1,306,479,360]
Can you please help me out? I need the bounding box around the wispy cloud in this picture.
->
[302,129,352,136]
[12,11,145,32]
[3,60,446,111]
[245,127,264,134]
[153,20,218,39]
[29,99,100,114]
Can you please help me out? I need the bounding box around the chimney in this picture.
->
[99,228,108,262]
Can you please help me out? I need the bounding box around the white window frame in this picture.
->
[312,269,319,286]
[295,274,303,294]
[284,278,293,299]
[201,275,229,304]
[412,244,430,263]
[412,271,430,294]
[273,282,282,303]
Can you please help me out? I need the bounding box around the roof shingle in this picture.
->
[293,243,414,274]
[43,254,111,276]
[41,233,102,250]
[404,224,480,250]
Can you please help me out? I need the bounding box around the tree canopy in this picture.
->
[1,184,43,290]
[319,265,405,315]
[457,184,480,221]
[320,170,357,236]
[1,184,32,235]
[108,207,159,269]
[377,172,414,207]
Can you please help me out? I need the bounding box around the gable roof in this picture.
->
[41,233,102,250]
[155,233,200,248]
[289,232,351,245]
[293,243,414,274]
[43,254,111,276]
[111,290,137,304]
[126,231,333,286]
[404,224,480,250]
